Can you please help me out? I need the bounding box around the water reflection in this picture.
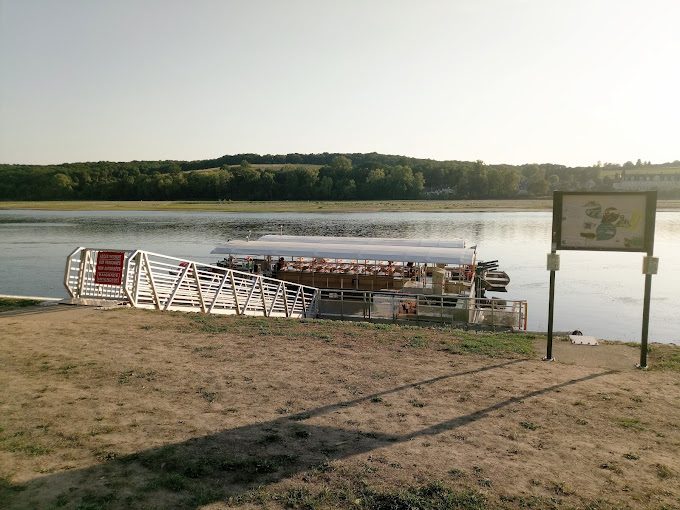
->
[0,210,678,343]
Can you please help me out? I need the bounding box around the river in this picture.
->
[1,209,678,343]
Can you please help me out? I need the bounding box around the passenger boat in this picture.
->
[211,235,524,330]
[212,235,478,295]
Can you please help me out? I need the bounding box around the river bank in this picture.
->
[1,306,679,509]
[2,199,680,213]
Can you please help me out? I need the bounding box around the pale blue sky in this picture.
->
[1,0,678,166]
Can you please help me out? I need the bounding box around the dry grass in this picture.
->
[1,307,679,509]
[0,199,554,212]
[1,199,679,213]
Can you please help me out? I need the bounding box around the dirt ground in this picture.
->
[1,306,679,509]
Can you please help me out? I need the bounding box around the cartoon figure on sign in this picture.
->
[596,207,619,240]
[579,201,602,239]
[584,201,602,219]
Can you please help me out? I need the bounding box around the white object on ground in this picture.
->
[569,335,598,345]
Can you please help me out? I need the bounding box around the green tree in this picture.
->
[51,173,75,198]
[331,155,352,173]
[317,176,334,199]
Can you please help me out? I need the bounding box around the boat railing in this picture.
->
[316,289,527,331]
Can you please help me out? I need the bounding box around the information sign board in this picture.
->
[547,191,658,368]
[94,251,125,285]
[552,191,656,252]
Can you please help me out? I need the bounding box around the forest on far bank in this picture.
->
[2,152,679,201]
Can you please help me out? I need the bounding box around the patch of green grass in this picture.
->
[279,487,324,509]
[197,387,218,403]
[440,331,536,358]
[520,421,539,431]
[0,199,565,213]
[649,344,680,372]
[132,450,302,506]
[117,370,134,384]
[307,332,332,342]
[88,424,115,437]
[54,493,69,507]
[74,491,116,509]
[0,430,53,456]
[355,322,395,331]
[549,481,573,496]
[133,443,299,490]
[602,340,641,348]
[616,418,645,431]
[407,335,428,348]
[0,297,42,311]
[2,440,53,456]
[192,344,223,357]
[8,199,680,216]
[186,314,235,334]
[599,462,623,475]
[362,481,487,510]
[220,454,299,481]
[655,463,673,479]
[144,472,189,492]
[56,363,78,375]
[448,468,465,479]
[258,433,282,444]
[118,369,157,384]
[311,461,334,474]
[234,481,486,510]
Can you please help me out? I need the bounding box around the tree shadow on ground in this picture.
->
[3,360,616,509]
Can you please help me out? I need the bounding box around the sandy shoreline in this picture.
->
[2,199,680,213]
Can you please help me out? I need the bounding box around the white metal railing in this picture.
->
[316,289,528,331]
[64,248,320,319]
[64,247,134,300]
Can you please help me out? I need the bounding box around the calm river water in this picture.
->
[1,209,678,343]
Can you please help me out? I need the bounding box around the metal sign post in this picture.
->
[545,252,560,361]
[639,259,658,368]
[547,191,657,368]
[544,200,562,361]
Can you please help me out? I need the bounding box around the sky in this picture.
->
[1,0,678,167]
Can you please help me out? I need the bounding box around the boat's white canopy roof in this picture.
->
[259,234,467,248]
[212,240,476,265]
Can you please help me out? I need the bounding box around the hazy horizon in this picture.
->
[1,150,678,169]
[2,0,679,167]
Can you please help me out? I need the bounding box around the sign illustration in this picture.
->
[554,192,655,252]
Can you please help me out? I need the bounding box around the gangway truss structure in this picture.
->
[64,247,319,319]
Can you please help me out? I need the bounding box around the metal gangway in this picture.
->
[64,247,320,318]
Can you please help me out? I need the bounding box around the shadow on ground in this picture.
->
[3,360,616,509]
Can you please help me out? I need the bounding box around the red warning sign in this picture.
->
[94,251,125,285]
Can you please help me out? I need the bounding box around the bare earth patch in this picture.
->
[1,307,678,509]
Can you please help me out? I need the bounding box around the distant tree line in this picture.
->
[1,153,679,201]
